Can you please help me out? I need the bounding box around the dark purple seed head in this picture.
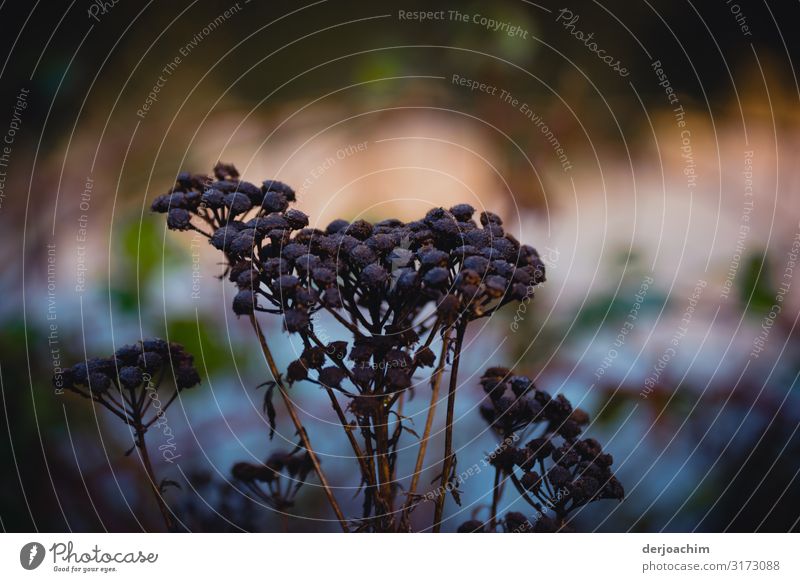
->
[167,208,192,230]
[285,209,309,230]
[449,203,475,222]
[232,290,256,315]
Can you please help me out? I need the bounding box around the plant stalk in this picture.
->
[400,330,452,527]
[432,321,467,532]
[249,314,349,531]
[134,426,174,530]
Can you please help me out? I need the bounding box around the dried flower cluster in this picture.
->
[56,162,622,532]
[232,450,314,512]
[458,366,624,533]
[56,339,201,528]
[147,162,551,531]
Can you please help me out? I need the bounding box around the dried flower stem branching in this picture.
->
[249,314,348,531]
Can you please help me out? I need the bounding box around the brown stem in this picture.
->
[374,405,393,514]
[432,321,467,532]
[323,386,374,488]
[135,426,174,530]
[400,327,452,526]
[303,331,375,490]
[490,467,501,531]
[248,314,349,532]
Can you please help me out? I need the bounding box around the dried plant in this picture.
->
[460,366,624,532]
[56,339,200,528]
[57,162,622,532]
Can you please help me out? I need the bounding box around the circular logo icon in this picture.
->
[20,542,46,570]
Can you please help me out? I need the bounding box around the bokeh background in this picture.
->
[1,0,799,532]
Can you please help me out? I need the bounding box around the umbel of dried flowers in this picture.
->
[57,339,201,528]
[459,366,624,533]
[148,162,614,533]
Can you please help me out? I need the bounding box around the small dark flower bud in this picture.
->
[88,372,111,394]
[327,341,348,361]
[118,366,143,389]
[224,192,253,216]
[312,267,336,287]
[423,267,449,288]
[570,408,590,426]
[595,453,614,468]
[558,419,582,439]
[138,352,163,373]
[483,275,508,298]
[509,283,529,301]
[115,344,142,365]
[419,248,449,268]
[318,366,347,389]
[485,223,504,237]
[453,245,480,259]
[201,188,225,208]
[521,471,542,493]
[430,218,460,236]
[301,347,327,369]
[294,286,319,307]
[285,209,309,230]
[509,376,533,396]
[278,243,307,262]
[462,255,489,274]
[414,346,435,367]
[396,269,419,292]
[235,268,260,290]
[210,225,239,251]
[262,180,296,201]
[276,275,300,297]
[365,234,396,254]
[175,365,201,389]
[213,162,240,180]
[449,204,475,222]
[229,230,256,255]
[261,191,289,213]
[345,219,373,240]
[150,194,171,213]
[287,359,309,382]
[526,437,554,460]
[350,245,376,267]
[326,219,349,234]
[360,263,388,287]
[480,211,502,226]
[262,257,289,279]
[232,290,256,315]
[349,344,374,361]
[490,259,514,278]
[385,367,411,390]
[436,294,460,321]
[247,214,288,234]
[235,181,264,204]
[548,465,572,488]
[322,288,343,308]
[352,365,375,386]
[142,339,169,353]
[167,208,192,230]
[283,309,309,332]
